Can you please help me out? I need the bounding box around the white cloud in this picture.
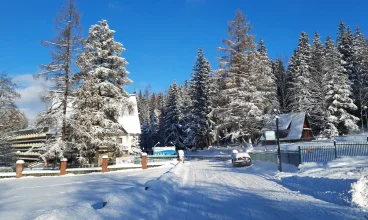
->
[13,74,49,125]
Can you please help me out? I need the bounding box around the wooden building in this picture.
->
[260,112,314,145]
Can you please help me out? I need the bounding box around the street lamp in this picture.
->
[275,115,282,172]
[153,142,160,154]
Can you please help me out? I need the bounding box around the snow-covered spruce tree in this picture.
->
[352,26,368,129]
[164,81,183,146]
[72,20,132,164]
[288,32,312,112]
[216,10,266,144]
[148,93,159,150]
[34,0,81,160]
[273,58,291,113]
[324,36,359,136]
[0,73,28,164]
[156,92,166,145]
[140,121,150,151]
[337,21,355,85]
[178,80,194,146]
[137,90,145,124]
[188,48,213,148]
[178,80,192,115]
[309,32,328,135]
[255,38,278,113]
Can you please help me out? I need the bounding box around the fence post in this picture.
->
[16,160,25,178]
[60,158,67,176]
[298,146,302,165]
[102,155,109,173]
[334,140,337,159]
[141,153,147,169]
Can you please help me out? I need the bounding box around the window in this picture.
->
[117,138,122,144]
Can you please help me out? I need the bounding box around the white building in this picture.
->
[116,95,142,154]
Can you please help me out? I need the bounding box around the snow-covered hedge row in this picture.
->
[351,175,368,209]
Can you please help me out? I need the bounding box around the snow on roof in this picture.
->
[261,112,307,141]
[118,95,141,135]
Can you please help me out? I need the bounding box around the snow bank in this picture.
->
[351,175,368,209]
[35,161,182,219]
[276,157,368,206]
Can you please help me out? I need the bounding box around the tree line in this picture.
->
[139,10,368,151]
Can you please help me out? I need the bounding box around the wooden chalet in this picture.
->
[260,112,314,145]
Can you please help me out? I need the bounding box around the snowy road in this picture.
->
[0,164,174,220]
[159,160,367,220]
[1,160,367,219]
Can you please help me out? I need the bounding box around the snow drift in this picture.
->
[351,175,368,209]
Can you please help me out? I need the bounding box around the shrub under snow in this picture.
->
[351,175,368,208]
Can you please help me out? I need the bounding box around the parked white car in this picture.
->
[232,152,252,167]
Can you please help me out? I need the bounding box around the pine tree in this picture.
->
[178,80,192,116]
[309,32,327,134]
[140,122,150,151]
[337,21,355,83]
[289,32,312,112]
[148,93,159,150]
[72,20,132,163]
[164,81,183,146]
[256,38,278,113]
[34,0,81,160]
[189,48,213,148]
[352,26,368,130]
[216,10,266,144]
[157,92,166,145]
[273,58,291,113]
[324,36,359,136]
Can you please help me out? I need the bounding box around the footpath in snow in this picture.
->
[27,159,368,220]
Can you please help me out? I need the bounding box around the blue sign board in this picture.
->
[153,147,176,155]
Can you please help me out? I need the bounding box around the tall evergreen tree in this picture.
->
[148,93,159,150]
[273,58,290,113]
[288,32,312,112]
[256,38,278,113]
[352,26,368,130]
[189,48,213,148]
[164,81,183,146]
[34,0,81,160]
[337,21,355,83]
[324,36,359,136]
[216,10,266,144]
[157,92,166,145]
[72,20,132,163]
[309,32,327,134]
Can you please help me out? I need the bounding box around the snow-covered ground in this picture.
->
[2,158,367,219]
[0,162,176,219]
[267,157,368,208]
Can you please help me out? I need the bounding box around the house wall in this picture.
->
[302,119,314,140]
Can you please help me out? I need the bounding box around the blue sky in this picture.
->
[1,0,367,122]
